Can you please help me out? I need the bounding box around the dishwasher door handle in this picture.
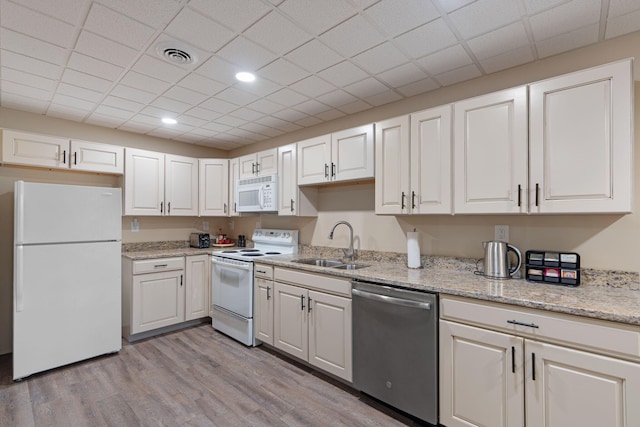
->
[352,288,431,310]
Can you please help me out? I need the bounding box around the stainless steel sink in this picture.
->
[293,258,344,267]
[333,264,368,270]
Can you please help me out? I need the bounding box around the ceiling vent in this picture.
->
[155,41,198,66]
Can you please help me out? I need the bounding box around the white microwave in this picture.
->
[236,174,278,212]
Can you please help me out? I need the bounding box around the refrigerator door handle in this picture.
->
[15,246,24,312]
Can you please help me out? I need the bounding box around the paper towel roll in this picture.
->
[407,231,421,269]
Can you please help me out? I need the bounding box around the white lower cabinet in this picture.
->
[122,255,211,340]
[254,264,274,345]
[267,267,352,382]
[440,296,640,427]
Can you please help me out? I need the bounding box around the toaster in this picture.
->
[190,233,210,248]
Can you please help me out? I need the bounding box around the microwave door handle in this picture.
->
[258,186,264,209]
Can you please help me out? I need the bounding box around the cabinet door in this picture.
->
[526,340,640,427]
[1,129,68,169]
[254,276,274,345]
[199,159,229,216]
[440,320,525,427]
[274,282,308,360]
[132,270,185,334]
[70,139,124,174]
[454,87,528,214]
[124,148,164,216]
[375,116,410,214]
[256,148,278,176]
[228,158,240,216]
[411,105,452,214]
[297,135,331,185]
[529,60,633,213]
[185,255,210,321]
[278,143,297,216]
[308,290,352,382]
[165,154,198,216]
[331,124,374,182]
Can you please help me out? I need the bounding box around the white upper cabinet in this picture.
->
[124,148,197,216]
[1,129,123,174]
[298,125,374,185]
[454,86,528,214]
[376,107,453,215]
[199,159,229,217]
[278,143,318,217]
[239,148,278,179]
[529,59,633,213]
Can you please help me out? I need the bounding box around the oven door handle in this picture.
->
[211,258,253,270]
[352,288,432,310]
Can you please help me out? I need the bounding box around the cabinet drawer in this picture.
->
[441,296,640,361]
[274,267,351,297]
[254,264,274,280]
[133,257,184,274]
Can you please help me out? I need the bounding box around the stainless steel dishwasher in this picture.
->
[352,280,438,425]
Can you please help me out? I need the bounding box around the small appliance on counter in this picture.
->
[190,233,210,248]
[525,250,580,286]
[476,240,522,279]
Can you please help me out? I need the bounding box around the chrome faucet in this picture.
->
[328,221,355,263]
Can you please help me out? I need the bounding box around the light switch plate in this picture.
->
[131,218,139,232]
[495,225,509,241]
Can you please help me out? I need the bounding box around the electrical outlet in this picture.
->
[131,218,139,232]
[229,220,234,230]
[255,221,261,229]
[202,221,209,231]
[495,225,509,242]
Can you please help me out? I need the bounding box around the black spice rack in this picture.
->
[525,250,580,286]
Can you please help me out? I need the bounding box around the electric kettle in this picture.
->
[477,241,522,279]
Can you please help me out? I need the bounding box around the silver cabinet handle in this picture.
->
[167,202,171,214]
[224,203,227,214]
[507,319,539,328]
[267,286,271,300]
[160,201,163,213]
[352,288,431,310]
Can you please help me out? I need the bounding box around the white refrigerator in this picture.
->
[13,181,122,380]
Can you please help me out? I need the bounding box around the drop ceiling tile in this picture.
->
[58,83,104,103]
[256,115,294,130]
[365,89,403,106]
[229,107,264,122]
[164,7,235,52]
[240,122,277,134]
[529,0,600,42]
[199,98,239,114]
[315,108,346,121]
[47,103,88,121]
[151,96,191,114]
[132,55,188,83]
[435,0,476,13]
[1,49,62,80]
[86,113,128,128]
[0,29,67,65]
[247,98,284,115]
[68,52,124,81]
[15,0,88,24]
[147,127,183,138]
[268,88,309,106]
[96,0,182,27]
[202,122,233,132]
[294,99,331,115]
[190,0,271,32]
[110,84,158,105]
[227,128,263,141]
[102,95,144,112]
[394,19,458,59]
[344,77,390,98]
[317,61,369,87]
[278,0,358,35]
[467,22,530,60]
[296,116,323,127]
[244,11,313,55]
[84,3,155,49]
[74,31,139,68]
[94,104,137,120]
[416,44,473,75]
[1,67,55,91]
[1,2,76,47]
[0,92,48,113]
[175,114,207,128]
[338,99,372,114]
[61,69,112,92]
[536,24,598,58]
[316,89,359,107]
[183,127,216,138]
[163,85,209,105]
[290,75,335,98]
[140,105,174,119]
[480,45,535,74]
[258,59,309,86]
[215,87,260,106]
[273,108,308,122]
[238,78,282,97]
[217,37,278,71]
[396,77,439,96]
[352,42,410,74]
[128,113,166,126]
[277,122,304,133]
[435,63,482,86]
[320,15,386,57]
[184,106,222,121]
[449,0,521,39]
[195,56,240,85]
[609,0,640,16]
[51,93,96,110]
[522,0,571,15]
[606,9,640,39]
[376,62,429,87]
[121,71,172,94]
[365,0,440,37]
[119,121,158,133]
[285,39,343,73]
[177,73,226,96]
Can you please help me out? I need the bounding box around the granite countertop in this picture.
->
[121,245,640,327]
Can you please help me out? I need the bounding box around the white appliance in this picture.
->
[236,174,278,212]
[13,181,122,380]
[211,229,298,346]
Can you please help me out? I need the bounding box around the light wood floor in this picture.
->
[0,323,426,426]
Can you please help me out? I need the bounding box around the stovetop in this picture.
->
[212,229,298,262]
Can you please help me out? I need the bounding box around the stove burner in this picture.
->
[242,253,264,257]
[222,250,238,253]
[265,252,281,255]
[240,249,259,252]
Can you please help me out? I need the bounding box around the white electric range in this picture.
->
[211,229,298,346]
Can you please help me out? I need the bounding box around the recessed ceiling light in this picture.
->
[162,117,177,125]
[235,72,256,82]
